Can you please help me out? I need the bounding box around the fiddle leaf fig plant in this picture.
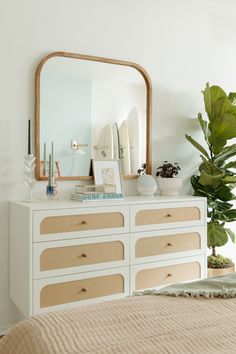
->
[186,83,236,262]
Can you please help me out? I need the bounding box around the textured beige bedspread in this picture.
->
[1,295,236,354]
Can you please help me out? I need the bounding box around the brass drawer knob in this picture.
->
[167,242,173,247]
[81,220,87,225]
[166,213,172,218]
[167,273,172,277]
[79,287,87,293]
[81,253,87,258]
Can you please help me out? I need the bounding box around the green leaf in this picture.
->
[211,137,227,154]
[224,161,236,169]
[210,113,236,141]
[203,83,212,120]
[210,85,227,103]
[211,98,232,121]
[197,113,208,140]
[225,228,235,243]
[185,135,210,159]
[222,175,236,184]
[200,156,222,174]
[210,200,233,211]
[220,209,236,220]
[198,157,224,188]
[191,175,215,198]
[214,144,236,164]
[199,170,222,188]
[228,92,236,103]
[207,221,228,248]
[216,184,234,201]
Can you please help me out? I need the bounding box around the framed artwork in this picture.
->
[92,159,123,194]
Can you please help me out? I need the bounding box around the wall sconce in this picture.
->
[71,140,88,154]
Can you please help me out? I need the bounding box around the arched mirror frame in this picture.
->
[35,51,152,180]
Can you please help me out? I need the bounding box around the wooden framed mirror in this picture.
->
[35,51,152,180]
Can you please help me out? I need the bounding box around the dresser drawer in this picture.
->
[33,234,129,278]
[33,267,129,314]
[130,256,206,292]
[130,201,205,232]
[130,226,206,264]
[33,206,129,241]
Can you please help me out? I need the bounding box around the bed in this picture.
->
[1,294,236,354]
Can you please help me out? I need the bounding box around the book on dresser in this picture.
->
[71,192,123,201]
[9,196,207,316]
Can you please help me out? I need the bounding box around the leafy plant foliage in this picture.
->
[137,163,147,175]
[186,83,236,257]
[207,254,234,269]
[156,161,181,178]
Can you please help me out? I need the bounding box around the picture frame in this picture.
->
[92,159,123,194]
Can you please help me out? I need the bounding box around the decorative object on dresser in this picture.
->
[185,83,236,276]
[92,159,123,195]
[156,161,182,196]
[137,163,157,196]
[23,119,36,202]
[46,142,58,198]
[10,196,207,316]
[71,184,123,201]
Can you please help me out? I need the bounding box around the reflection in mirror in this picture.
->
[35,52,152,180]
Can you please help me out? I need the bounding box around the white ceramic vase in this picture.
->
[157,177,182,196]
[137,175,157,196]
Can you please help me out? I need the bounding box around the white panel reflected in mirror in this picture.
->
[36,53,151,180]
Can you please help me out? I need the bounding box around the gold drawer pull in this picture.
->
[166,213,172,218]
[167,242,173,247]
[167,273,172,277]
[81,253,87,258]
[81,220,87,225]
[79,287,87,293]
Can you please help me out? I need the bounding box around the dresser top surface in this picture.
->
[10,195,206,211]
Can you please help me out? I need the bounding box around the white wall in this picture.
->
[0,0,236,330]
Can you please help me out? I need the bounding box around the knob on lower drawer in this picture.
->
[79,287,87,293]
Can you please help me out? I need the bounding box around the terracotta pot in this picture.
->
[208,266,235,278]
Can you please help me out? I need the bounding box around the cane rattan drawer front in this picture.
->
[33,234,129,278]
[131,201,205,232]
[40,274,124,308]
[33,206,129,241]
[41,241,124,271]
[33,267,129,313]
[134,261,201,291]
[136,232,200,258]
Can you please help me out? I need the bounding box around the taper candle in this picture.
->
[51,141,54,175]
[28,119,31,155]
[43,143,46,176]
[48,153,52,187]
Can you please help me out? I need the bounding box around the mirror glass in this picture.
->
[36,53,151,180]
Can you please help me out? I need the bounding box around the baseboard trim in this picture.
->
[0,324,12,335]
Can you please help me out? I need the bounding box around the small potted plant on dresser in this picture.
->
[186,83,236,277]
[156,161,182,196]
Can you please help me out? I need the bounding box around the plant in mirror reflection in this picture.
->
[137,163,146,175]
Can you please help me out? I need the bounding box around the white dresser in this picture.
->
[10,196,207,316]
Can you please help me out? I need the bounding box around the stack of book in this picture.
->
[71,184,123,201]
